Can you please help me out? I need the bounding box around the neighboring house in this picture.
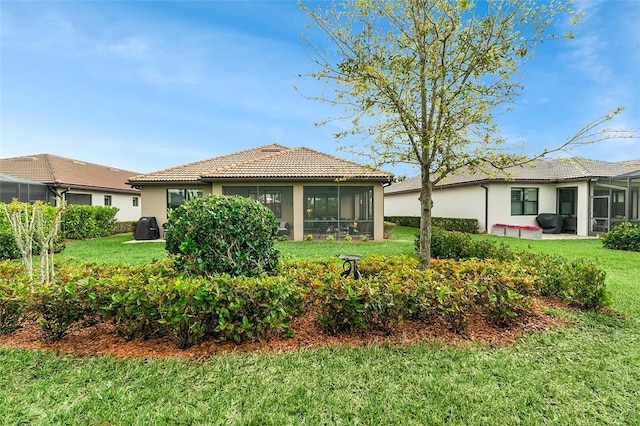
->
[126,144,393,241]
[384,158,640,236]
[0,154,142,221]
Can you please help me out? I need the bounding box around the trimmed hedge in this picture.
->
[421,227,516,261]
[417,228,610,310]
[61,205,119,239]
[385,216,421,228]
[601,222,640,252]
[386,216,479,233]
[1,244,611,346]
[0,260,303,347]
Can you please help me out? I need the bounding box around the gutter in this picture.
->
[47,185,70,205]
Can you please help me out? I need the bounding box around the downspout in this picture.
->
[47,185,70,205]
[480,184,489,233]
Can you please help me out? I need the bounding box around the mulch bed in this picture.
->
[0,298,569,359]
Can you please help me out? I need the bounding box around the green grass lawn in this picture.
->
[2,228,640,425]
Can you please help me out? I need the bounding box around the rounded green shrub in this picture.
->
[165,195,280,277]
[601,222,640,252]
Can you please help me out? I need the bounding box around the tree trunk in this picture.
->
[419,174,433,269]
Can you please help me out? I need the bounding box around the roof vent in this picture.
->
[72,160,86,165]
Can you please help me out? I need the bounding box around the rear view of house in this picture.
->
[127,144,393,241]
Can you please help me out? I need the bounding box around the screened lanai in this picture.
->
[590,169,640,234]
[0,173,50,204]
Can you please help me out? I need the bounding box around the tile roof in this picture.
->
[384,157,640,194]
[0,154,141,194]
[127,144,393,183]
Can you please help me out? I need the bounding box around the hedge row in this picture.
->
[1,248,610,347]
[0,260,303,347]
[61,205,119,240]
[284,254,608,335]
[420,228,610,309]
[386,216,479,233]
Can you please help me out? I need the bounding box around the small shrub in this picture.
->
[155,276,219,348]
[165,195,280,277]
[326,234,335,242]
[304,234,314,241]
[564,260,610,310]
[29,280,89,341]
[383,221,396,239]
[91,268,168,341]
[343,234,353,242]
[601,222,640,252]
[210,274,304,343]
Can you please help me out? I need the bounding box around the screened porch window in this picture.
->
[66,193,92,205]
[304,186,374,238]
[248,190,282,218]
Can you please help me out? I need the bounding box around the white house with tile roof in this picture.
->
[127,144,393,241]
[384,158,640,236]
[0,154,141,221]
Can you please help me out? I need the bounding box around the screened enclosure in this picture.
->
[590,170,640,234]
[0,173,49,204]
[303,186,374,239]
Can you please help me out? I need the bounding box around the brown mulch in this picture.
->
[0,298,570,359]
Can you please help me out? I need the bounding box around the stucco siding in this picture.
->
[111,193,141,221]
[63,190,141,222]
[433,185,486,230]
[140,186,170,230]
[385,181,594,236]
[384,192,420,217]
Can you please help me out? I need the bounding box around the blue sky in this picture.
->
[1,0,638,177]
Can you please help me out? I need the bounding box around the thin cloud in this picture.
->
[107,37,149,59]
